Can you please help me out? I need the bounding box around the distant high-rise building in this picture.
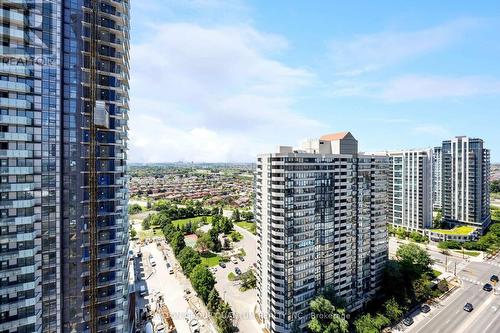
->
[255,132,389,333]
[441,136,490,229]
[0,1,131,332]
[387,150,433,231]
[432,147,443,210]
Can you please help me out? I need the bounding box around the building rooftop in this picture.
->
[319,132,351,141]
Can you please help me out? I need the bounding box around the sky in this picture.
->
[129,0,500,163]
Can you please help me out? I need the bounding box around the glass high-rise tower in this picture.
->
[0,1,131,332]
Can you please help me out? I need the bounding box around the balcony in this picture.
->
[0,166,34,175]
[0,149,32,158]
[0,97,31,109]
[0,115,31,125]
[0,8,24,25]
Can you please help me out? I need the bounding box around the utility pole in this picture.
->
[454,262,457,276]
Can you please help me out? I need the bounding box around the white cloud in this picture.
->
[413,125,452,138]
[329,18,481,75]
[330,75,500,102]
[381,75,500,102]
[129,23,322,162]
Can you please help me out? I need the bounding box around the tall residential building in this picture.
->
[0,1,131,332]
[387,150,433,231]
[432,147,442,210]
[441,136,490,229]
[255,132,388,333]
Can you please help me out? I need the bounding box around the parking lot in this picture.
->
[212,225,261,333]
[133,240,217,333]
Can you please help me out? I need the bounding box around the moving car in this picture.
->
[402,317,414,326]
[483,283,493,292]
[463,303,473,312]
[219,262,226,268]
[490,275,499,283]
[421,304,431,313]
[235,267,242,275]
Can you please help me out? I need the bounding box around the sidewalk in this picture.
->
[390,237,485,262]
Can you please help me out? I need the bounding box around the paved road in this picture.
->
[137,242,217,333]
[213,224,261,333]
[403,259,500,333]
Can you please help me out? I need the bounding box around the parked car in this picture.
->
[231,257,238,264]
[219,262,226,268]
[490,275,499,283]
[402,317,414,326]
[463,303,473,312]
[235,267,242,275]
[189,319,200,333]
[137,250,142,257]
[185,308,195,323]
[239,256,245,261]
[483,283,493,292]
[421,304,431,313]
[150,258,156,267]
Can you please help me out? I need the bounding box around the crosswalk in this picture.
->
[460,276,483,286]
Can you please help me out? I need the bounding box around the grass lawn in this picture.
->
[137,227,162,240]
[432,269,442,278]
[200,252,223,267]
[172,215,212,228]
[453,250,481,257]
[430,226,474,235]
[235,221,256,234]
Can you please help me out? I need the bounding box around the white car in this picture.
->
[150,258,156,267]
[231,257,238,264]
[185,308,195,323]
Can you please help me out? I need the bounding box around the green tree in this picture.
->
[142,217,151,230]
[433,210,443,228]
[354,313,390,333]
[413,276,434,302]
[177,247,201,276]
[383,297,403,322]
[207,289,221,313]
[395,227,409,239]
[396,243,433,276]
[231,209,241,222]
[171,231,186,255]
[409,231,427,243]
[190,264,216,303]
[128,203,143,214]
[196,232,214,253]
[214,301,234,333]
[308,296,349,333]
[130,227,137,239]
[208,228,222,252]
[491,180,500,193]
[240,270,257,290]
[220,217,234,234]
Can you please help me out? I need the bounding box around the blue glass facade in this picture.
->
[1,1,130,332]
